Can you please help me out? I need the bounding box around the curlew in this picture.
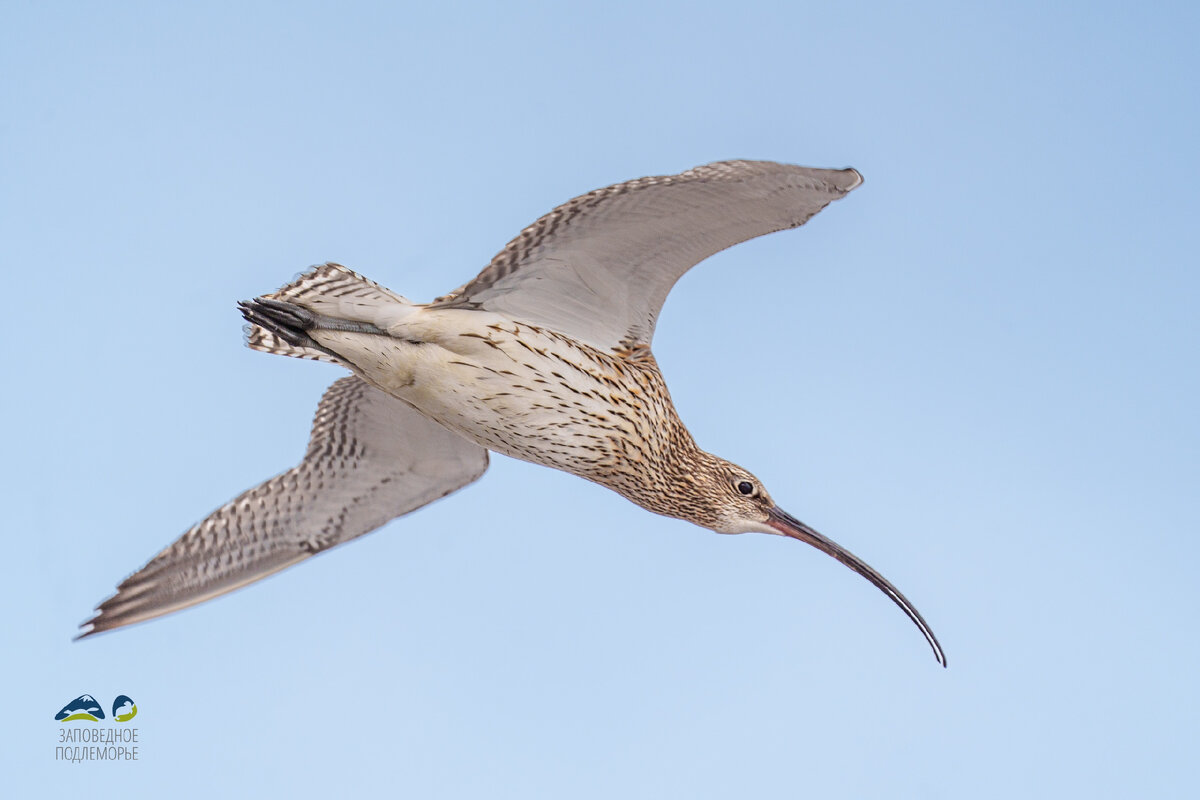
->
[80,160,946,666]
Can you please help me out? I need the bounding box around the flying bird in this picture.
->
[80,160,946,666]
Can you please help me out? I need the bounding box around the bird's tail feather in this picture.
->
[242,298,350,366]
[244,322,349,366]
[264,262,409,318]
[242,262,408,366]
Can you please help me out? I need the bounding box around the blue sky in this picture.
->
[3,1,1197,797]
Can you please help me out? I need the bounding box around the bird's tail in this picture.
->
[242,262,410,366]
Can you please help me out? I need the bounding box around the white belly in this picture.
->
[311,308,646,477]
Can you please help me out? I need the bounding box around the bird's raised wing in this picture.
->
[432,160,861,353]
[79,376,488,638]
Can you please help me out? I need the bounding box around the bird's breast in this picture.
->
[392,312,685,485]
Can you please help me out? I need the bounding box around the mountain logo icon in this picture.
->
[55,694,105,722]
[112,695,138,722]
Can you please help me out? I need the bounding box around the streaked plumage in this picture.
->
[81,160,945,666]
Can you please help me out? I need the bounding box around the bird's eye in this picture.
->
[737,480,755,496]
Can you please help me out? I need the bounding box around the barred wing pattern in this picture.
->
[434,160,862,352]
[79,377,488,637]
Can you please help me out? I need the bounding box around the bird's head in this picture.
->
[673,452,947,666]
[683,455,777,534]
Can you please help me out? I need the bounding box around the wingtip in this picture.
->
[841,167,864,191]
[73,616,100,642]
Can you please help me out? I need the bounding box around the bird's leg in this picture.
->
[239,298,392,344]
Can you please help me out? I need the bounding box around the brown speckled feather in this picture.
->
[79,377,487,637]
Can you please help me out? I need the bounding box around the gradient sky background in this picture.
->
[3,2,1197,797]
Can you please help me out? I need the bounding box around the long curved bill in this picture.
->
[767,506,947,667]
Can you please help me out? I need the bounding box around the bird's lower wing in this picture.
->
[78,376,488,638]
